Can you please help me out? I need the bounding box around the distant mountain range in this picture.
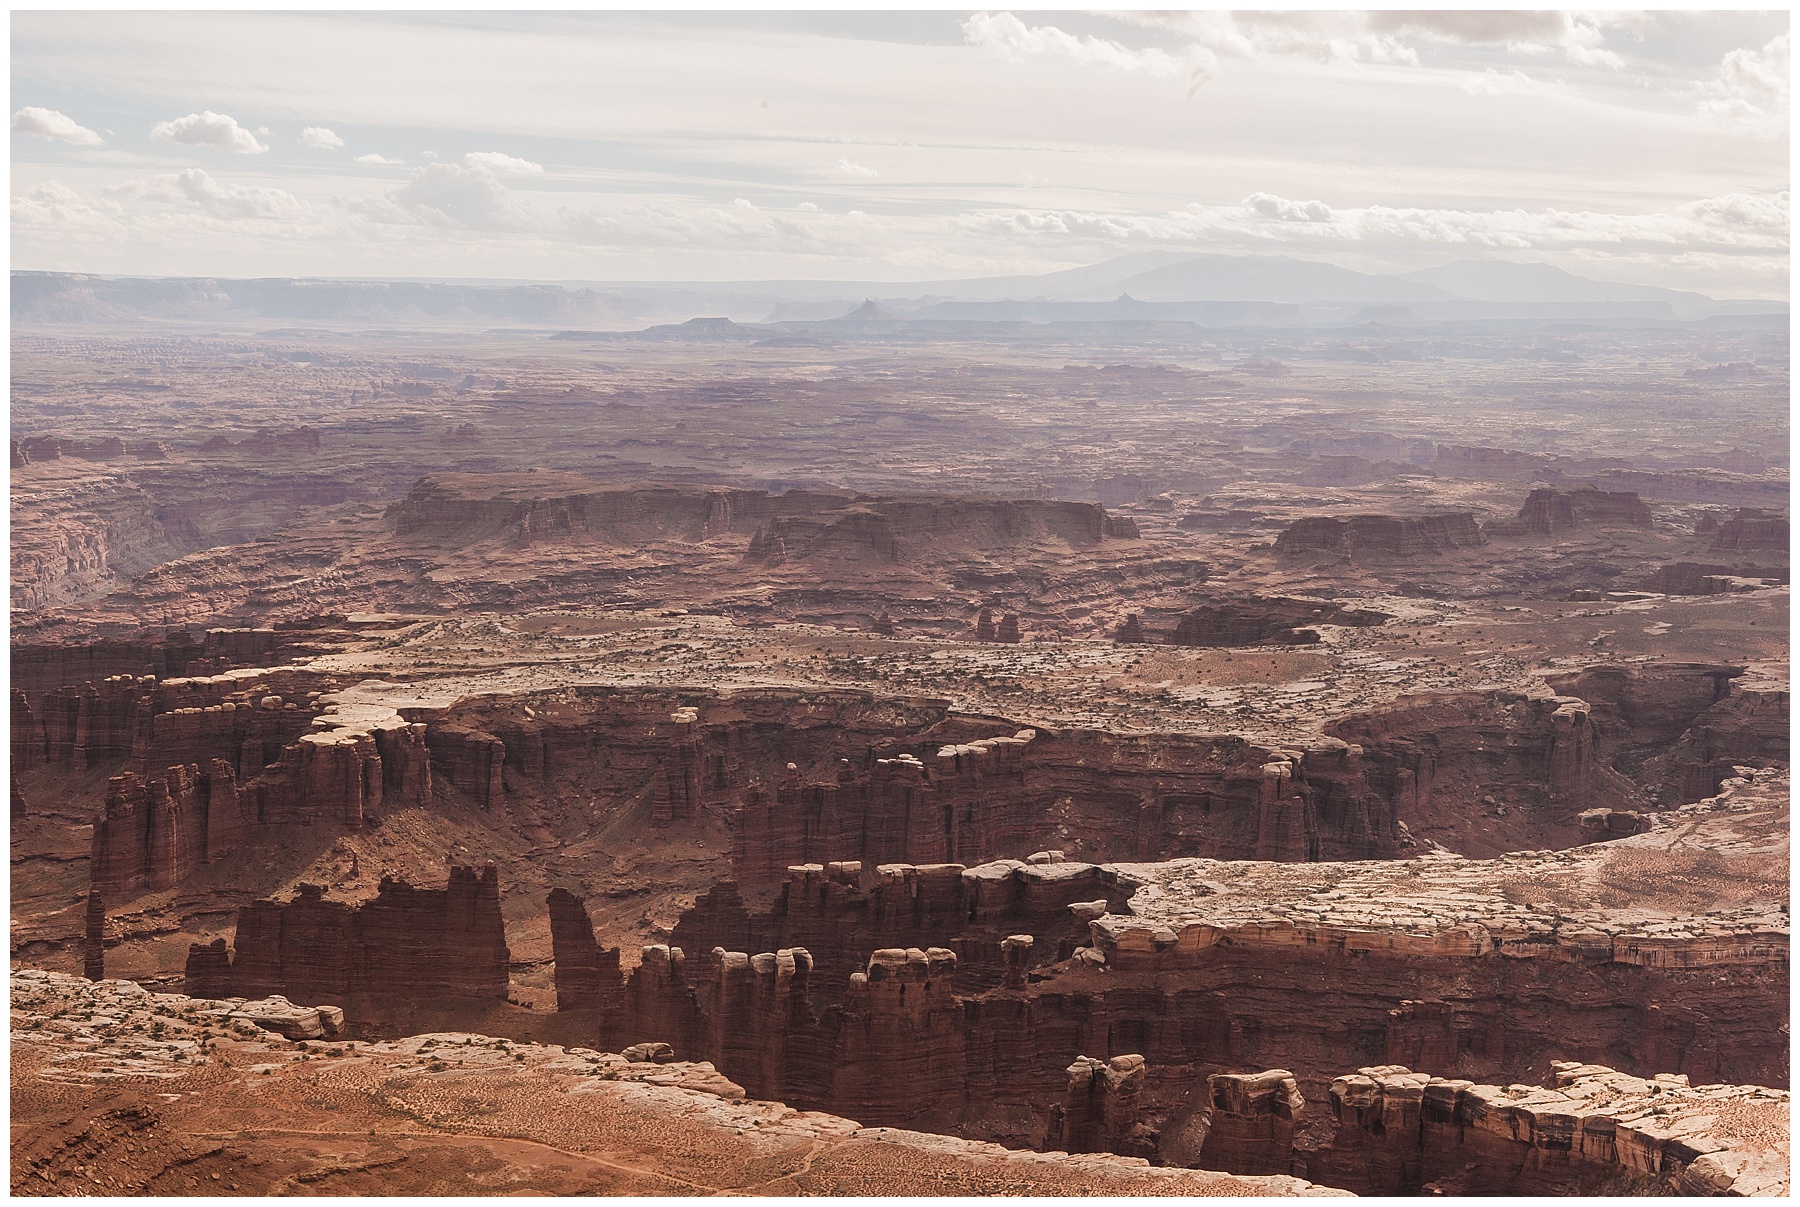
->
[12,255,1784,330]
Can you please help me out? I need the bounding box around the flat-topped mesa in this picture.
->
[388,473,1139,557]
[1503,486,1654,534]
[1168,597,1388,648]
[183,866,509,1019]
[1311,1062,1789,1196]
[1273,512,1485,561]
[388,474,836,544]
[1199,1070,1305,1176]
[1711,507,1789,552]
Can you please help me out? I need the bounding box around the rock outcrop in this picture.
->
[1274,513,1485,560]
[1507,487,1654,534]
[184,868,510,1020]
[1168,597,1387,647]
[1310,1062,1789,1196]
[1710,508,1788,552]
[1054,1054,1156,1158]
[1199,1069,1304,1176]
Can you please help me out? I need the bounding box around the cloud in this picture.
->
[733,197,758,211]
[12,106,103,145]
[963,12,1213,79]
[1458,69,1563,97]
[463,150,542,175]
[1368,11,1625,67]
[1696,34,1788,139]
[355,153,403,165]
[797,202,820,212]
[835,157,879,178]
[150,110,268,154]
[374,161,534,230]
[103,168,313,221]
[1244,193,1333,223]
[298,126,343,151]
[947,191,1791,264]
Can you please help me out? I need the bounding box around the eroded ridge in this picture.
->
[10,970,1339,1197]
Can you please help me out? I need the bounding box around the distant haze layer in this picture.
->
[9,10,1790,297]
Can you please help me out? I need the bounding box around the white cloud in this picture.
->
[12,106,103,145]
[948,191,1791,263]
[1458,69,1564,98]
[964,11,1212,79]
[150,110,268,154]
[463,150,542,175]
[355,153,403,165]
[1696,34,1788,139]
[1372,11,1626,68]
[1244,193,1333,223]
[104,168,313,221]
[733,197,758,211]
[298,126,344,151]
[797,202,820,212]
[375,161,534,230]
[835,157,879,178]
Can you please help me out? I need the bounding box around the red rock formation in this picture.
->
[91,760,248,896]
[974,608,996,641]
[186,867,510,1017]
[1168,597,1387,648]
[1274,513,1485,560]
[1054,1054,1155,1158]
[1509,487,1653,533]
[547,888,624,1016]
[996,613,1021,643]
[82,892,106,982]
[1199,1069,1303,1175]
[1113,614,1146,644]
[825,947,966,1127]
[1710,507,1787,552]
[1308,1062,1787,1195]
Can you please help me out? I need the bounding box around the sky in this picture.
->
[9,9,1791,296]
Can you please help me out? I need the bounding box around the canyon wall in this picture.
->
[1274,513,1485,560]
[184,867,509,1017]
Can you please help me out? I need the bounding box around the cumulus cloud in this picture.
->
[835,157,879,178]
[355,153,404,165]
[150,111,268,154]
[298,126,344,151]
[1696,34,1788,139]
[1368,11,1625,67]
[103,168,313,221]
[463,151,542,175]
[374,161,535,230]
[963,12,1214,79]
[1244,193,1333,223]
[12,106,103,145]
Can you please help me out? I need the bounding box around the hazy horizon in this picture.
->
[12,10,1791,297]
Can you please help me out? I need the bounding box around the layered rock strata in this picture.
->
[183,867,509,1020]
[1274,513,1485,560]
[1309,1062,1789,1196]
[13,969,1341,1198]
